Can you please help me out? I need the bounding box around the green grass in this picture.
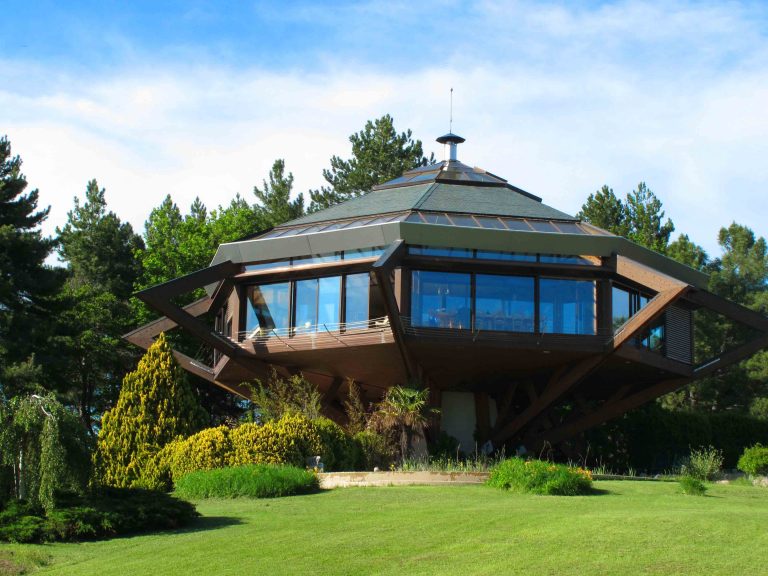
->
[3,480,768,575]
[174,464,319,499]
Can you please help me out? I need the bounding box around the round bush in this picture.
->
[737,444,768,476]
[487,458,593,496]
[174,464,319,499]
[314,417,358,471]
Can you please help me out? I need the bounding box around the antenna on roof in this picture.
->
[449,87,453,133]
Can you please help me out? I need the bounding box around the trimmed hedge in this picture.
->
[488,458,593,495]
[174,464,319,499]
[585,404,768,472]
[0,488,198,543]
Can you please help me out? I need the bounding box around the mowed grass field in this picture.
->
[3,480,768,576]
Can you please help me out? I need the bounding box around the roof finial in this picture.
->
[449,87,453,133]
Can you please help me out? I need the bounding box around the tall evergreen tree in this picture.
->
[625,182,675,253]
[309,115,433,211]
[93,333,207,488]
[0,136,64,397]
[253,159,305,228]
[667,233,709,271]
[55,180,144,432]
[56,179,143,299]
[577,185,629,237]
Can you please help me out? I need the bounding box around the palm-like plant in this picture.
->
[369,386,436,462]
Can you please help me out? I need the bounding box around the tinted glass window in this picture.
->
[540,279,596,335]
[409,246,473,258]
[246,283,291,335]
[475,275,535,332]
[612,286,631,330]
[345,273,370,327]
[294,279,318,333]
[244,260,290,271]
[476,251,536,262]
[318,277,341,329]
[411,271,471,329]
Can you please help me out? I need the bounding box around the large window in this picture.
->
[475,274,535,332]
[345,273,370,327]
[294,277,341,332]
[540,279,596,335]
[411,271,471,329]
[612,285,652,330]
[245,283,291,336]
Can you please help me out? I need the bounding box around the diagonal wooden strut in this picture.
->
[371,239,416,380]
[491,285,689,446]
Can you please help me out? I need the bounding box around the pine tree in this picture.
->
[577,185,629,237]
[56,179,144,300]
[625,182,675,253]
[309,115,433,211]
[253,159,305,228]
[93,333,207,488]
[0,136,64,397]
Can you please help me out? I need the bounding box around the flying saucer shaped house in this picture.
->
[127,133,768,452]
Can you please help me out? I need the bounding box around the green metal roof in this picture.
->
[278,180,576,229]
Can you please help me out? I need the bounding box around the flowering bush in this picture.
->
[487,458,593,495]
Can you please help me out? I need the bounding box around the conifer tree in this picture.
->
[93,333,207,488]
[253,159,305,228]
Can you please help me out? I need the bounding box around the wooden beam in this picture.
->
[491,356,602,445]
[694,333,768,378]
[614,343,693,376]
[371,239,416,380]
[612,285,688,349]
[685,289,768,332]
[533,377,691,447]
[124,297,211,349]
[615,255,687,292]
[494,381,520,429]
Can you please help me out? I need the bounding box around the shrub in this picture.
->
[174,464,319,499]
[353,430,395,470]
[93,334,207,489]
[679,475,707,496]
[0,488,197,543]
[680,446,723,481]
[229,413,322,468]
[487,458,593,496]
[315,417,358,471]
[737,444,768,476]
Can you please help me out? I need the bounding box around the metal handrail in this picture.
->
[239,316,390,341]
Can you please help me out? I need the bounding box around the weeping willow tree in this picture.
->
[0,393,91,510]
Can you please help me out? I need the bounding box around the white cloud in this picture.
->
[1,0,767,260]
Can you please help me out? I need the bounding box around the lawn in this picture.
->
[2,480,767,575]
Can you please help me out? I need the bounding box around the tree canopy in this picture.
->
[309,115,433,212]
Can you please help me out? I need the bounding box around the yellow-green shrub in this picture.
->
[314,417,359,471]
[229,414,322,467]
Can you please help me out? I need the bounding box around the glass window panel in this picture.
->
[341,217,376,228]
[244,260,290,272]
[245,283,290,335]
[446,214,478,227]
[292,252,342,266]
[321,222,346,231]
[411,270,471,329]
[421,213,452,225]
[540,279,596,335]
[409,246,473,258]
[612,286,631,330]
[540,254,594,265]
[406,213,426,223]
[318,276,341,329]
[345,273,370,327]
[528,220,559,232]
[552,222,585,234]
[344,247,385,260]
[294,279,318,333]
[476,250,537,262]
[473,216,506,229]
[475,275,535,332]
[501,219,533,231]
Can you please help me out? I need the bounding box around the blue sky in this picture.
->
[2,1,768,257]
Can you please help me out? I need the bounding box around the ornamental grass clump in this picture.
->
[487,458,593,496]
[679,475,707,496]
[173,464,319,499]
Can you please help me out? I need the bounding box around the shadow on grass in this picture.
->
[588,487,612,496]
[178,515,245,534]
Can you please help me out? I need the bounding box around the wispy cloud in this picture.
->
[1,0,767,257]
